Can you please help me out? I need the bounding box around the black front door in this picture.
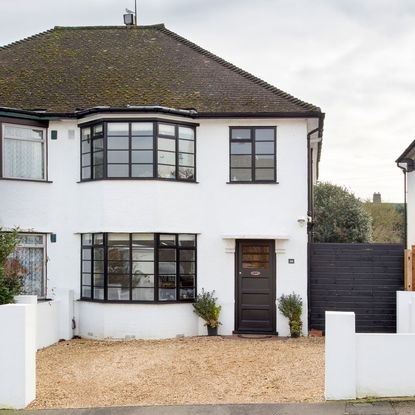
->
[235,240,276,333]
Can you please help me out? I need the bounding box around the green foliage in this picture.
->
[278,292,303,338]
[0,228,23,305]
[363,202,404,243]
[314,182,372,243]
[192,289,222,328]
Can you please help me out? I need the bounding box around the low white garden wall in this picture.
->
[325,311,415,400]
[0,300,36,409]
[396,290,415,333]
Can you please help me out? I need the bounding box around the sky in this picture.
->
[1,0,414,202]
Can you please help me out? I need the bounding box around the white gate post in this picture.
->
[325,311,357,400]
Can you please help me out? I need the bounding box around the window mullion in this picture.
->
[252,127,255,181]
[129,233,133,301]
[175,125,179,180]
[155,234,159,301]
[104,233,108,301]
[154,122,158,178]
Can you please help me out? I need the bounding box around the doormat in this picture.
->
[237,334,273,339]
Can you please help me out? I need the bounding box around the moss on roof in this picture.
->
[0,25,321,114]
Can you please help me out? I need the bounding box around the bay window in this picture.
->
[80,121,196,181]
[81,233,197,302]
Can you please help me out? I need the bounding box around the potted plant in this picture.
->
[192,289,222,336]
[278,292,303,338]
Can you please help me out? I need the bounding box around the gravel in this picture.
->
[29,336,324,409]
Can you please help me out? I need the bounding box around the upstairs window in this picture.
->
[80,121,196,182]
[2,124,46,180]
[230,127,276,183]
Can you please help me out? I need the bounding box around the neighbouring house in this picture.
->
[0,22,324,339]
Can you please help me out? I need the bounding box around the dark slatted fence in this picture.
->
[309,243,404,333]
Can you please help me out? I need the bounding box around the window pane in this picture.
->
[180,288,195,300]
[255,155,274,168]
[4,126,43,140]
[131,164,153,177]
[132,234,154,247]
[159,249,176,261]
[178,153,194,167]
[231,129,251,140]
[108,151,129,164]
[159,275,176,288]
[132,288,154,301]
[82,234,93,246]
[132,261,154,275]
[18,235,43,245]
[82,249,92,260]
[94,288,104,300]
[92,138,104,151]
[82,261,91,273]
[158,151,175,165]
[108,247,130,261]
[132,151,153,164]
[107,123,129,136]
[108,287,130,301]
[231,155,251,168]
[255,129,275,141]
[255,169,275,181]
[81,128,91,140]
[108,274,130,288]
[160,235,176,246]
[132,136,153,149]
[82,286,91,298]
[93,273,104,286]
[93,164,104,179]
[178,234,196,247]
[108,261,129,274]
[82,153,91,166]
[93,124,103,137]
[94,247,104,260]
[180,275,195,288]
[159,124,175,136]
[82,273,91,285]
[255,142,274,154]
[180,250,195,261]
[178,167,194,180]
[82,140,90,153]
[132,274,154,288]
[131,123,153,136]
[108,234,130,245]
[93,151,104,165]
[82,167,91,180]
[231,142,252,155]
[158,138,176,152]
[179,262,195,274]
[108,164,129,177]
[159,288,176,301]
[107,136,129,150]
[179,139,194,153]
[178,127,194,140]
[132,248,154,261]
[158,165,176,179]
[159,262,176,274]
[4,139,44,179]
[94,234,104,245]
[230,169,252,182]
[94,260,104,273]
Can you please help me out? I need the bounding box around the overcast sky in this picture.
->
[1,0,414,202]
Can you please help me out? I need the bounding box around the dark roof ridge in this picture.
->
[0,24,166,50]
[156,25,321,113]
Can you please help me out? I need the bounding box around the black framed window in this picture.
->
[229,127,276,183]
[81,233,197,303]
[80,121,196,182]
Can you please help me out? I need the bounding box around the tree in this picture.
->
[363,202,404,243]
[313,182,372,243]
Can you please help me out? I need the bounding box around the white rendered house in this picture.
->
[0,24,324,339]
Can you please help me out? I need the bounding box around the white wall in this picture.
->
[326,311,415,400]
[396,290,415,333]
[0,113,312,338]
[0,303,36,409]
[37,300,60,349]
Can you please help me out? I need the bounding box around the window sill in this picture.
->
[77,178,199,184]
[226,181,279,185]
[0,177,52,183]
[77,298,195,305]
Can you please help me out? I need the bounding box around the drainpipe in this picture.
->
[307,119,324,331]
[397,163,408,248]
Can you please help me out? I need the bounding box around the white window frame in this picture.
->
[15,233,47,299]
[2,123,47,181]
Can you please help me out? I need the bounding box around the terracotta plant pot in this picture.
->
[207,326,218,336]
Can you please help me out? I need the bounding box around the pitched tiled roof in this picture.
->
[0,25,322,115]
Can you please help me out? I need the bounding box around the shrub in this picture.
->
[278,292,303,338]
[0,228,24,305]
[192,289,222,328]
